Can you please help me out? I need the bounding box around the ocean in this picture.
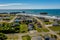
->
[0,9,60,16]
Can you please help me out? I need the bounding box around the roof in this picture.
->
[50,38,56,40]
[14,19,23,22]
[31,36,42,40]
[44,35,50,38]
[28,24,34,30]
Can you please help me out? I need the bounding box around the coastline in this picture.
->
[0,9,60,16]
[0,12,60,20]
[16,13,60,19]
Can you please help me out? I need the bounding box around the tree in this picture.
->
[0,33,7,40]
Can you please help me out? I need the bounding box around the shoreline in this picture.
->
[0,13,60,20]
[16,13,60,20]
[0,9,60,16]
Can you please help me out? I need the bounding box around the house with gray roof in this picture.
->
[28,23,34,31]
[31,36,42,40]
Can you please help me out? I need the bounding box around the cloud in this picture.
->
[0,3,60,9]
[0,3,28,6]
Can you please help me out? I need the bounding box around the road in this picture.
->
[45,24,52,27]
[33,17,45,28]
[8,16,17,23]
[5,16,60,40]
[5,31,50,40]
[34,17,60,40]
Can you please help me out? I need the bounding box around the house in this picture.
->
[3,15,10,18]
[16,16,21,19]
[37,22,41,25]
[11,23,20,27]
[20,16,25,19]
[44,35,57,40]
[26,18,33,23]
[14,19,22,23]
[44,19,49,22]
[37,23,42,28]
[39,17,45,20]
[3,16,10,20]
[53,22,59,26]
[55,19,60,24]
[31,36,42,40]
[37,25,42,28]
[28,23,34,31]
[44,35,50,40]
[26,20,33,23]
[49,38,56,40]
[0,15,2,17]
[33,19,37,24]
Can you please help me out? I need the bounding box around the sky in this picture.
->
[0,0,60,9]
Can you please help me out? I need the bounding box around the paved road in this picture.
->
[34,17,60,40]
[5,16,60,40]
[5,31,50,40]
[33,17,45,28]
[46,26,60,39]
[8,16,17,23]
[45,24,52,27]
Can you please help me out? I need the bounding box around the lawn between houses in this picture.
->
[34,24,49,32]
[0,20,49,40]
[0,23,28,33]
[36,28,49,32]
[44,22,53,25]
[20,23,49,33]
[22,35,31,40]
[20,24,28,33]
[49,26,60,31]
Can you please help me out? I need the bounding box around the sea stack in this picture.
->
[40,12,48,15]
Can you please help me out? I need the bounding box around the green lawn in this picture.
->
[22,35,31,40]
[34,24,49,32]
[36,28,49,32]
[0,33,7,40]
[42,28,49,32]
[0,23,20,33]
[20,24,28,33]
[10,16,15,19]
[49,26,60,31]
[44,22,53,25]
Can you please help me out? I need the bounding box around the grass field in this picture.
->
[34,24,49,32]
[20,24,28,33]
[44,22,53,25]
[49,26,60,31]
[36,28,49,32]
[22,35,31,40]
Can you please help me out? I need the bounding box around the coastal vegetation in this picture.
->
[20,24,28,33]
[22,35,31,40]
[34,24,49,32]
[44,22,53,25]
[0,13,60,40]
[0,23,20,33]
[0,33,7,40]
[49,26,60,31]
[36,28,49,32]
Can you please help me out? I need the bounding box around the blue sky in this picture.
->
[0,0,60,9]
